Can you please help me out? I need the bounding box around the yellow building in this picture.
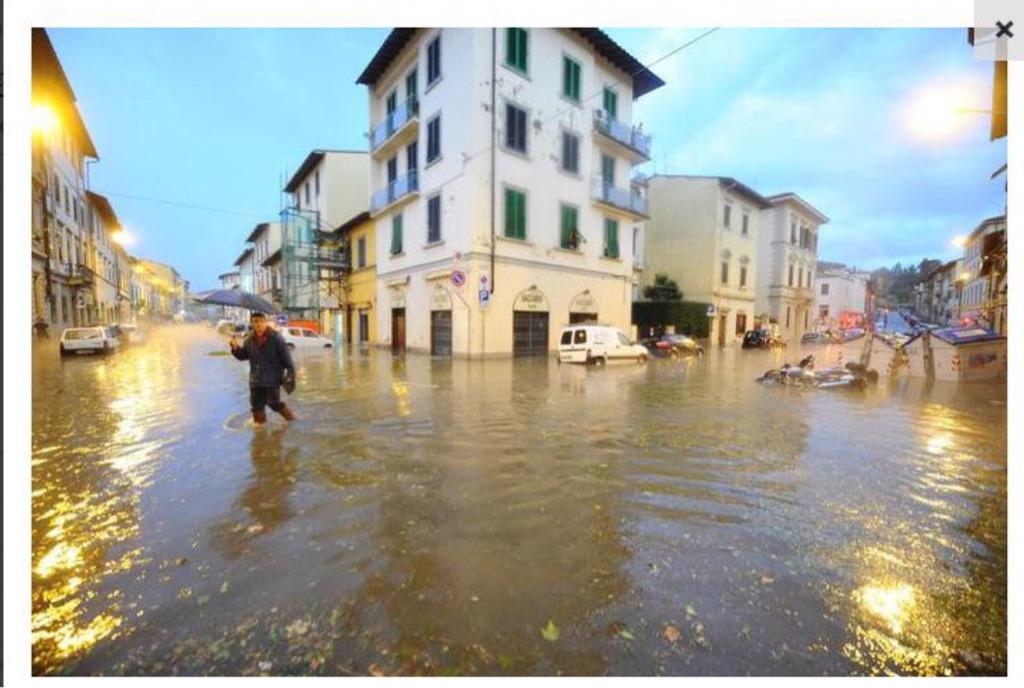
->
[335,211,376,346]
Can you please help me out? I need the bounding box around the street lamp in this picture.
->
[951,235,967,248]
[904,81,986,142]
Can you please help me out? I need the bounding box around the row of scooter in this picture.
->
[755,354,879,390]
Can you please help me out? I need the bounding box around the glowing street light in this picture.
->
[951,235,967,248]
[904,81,984,142]
[111,228,136,247]
[31,102,59,137]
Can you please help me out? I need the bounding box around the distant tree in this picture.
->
[643,273,683,301]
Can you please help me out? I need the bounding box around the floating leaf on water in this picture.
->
[684,604,697,618]
[760,575,775,585]
[661,625,682,643]
[618,629,635,641]
[498,654,514,672]
[220,581,230,594]
[197,594,210,606]
[540,620,560,642]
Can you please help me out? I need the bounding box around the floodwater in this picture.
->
[31,326,1006,676]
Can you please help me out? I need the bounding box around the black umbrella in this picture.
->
[191,289,278,314]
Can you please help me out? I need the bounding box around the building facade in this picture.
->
[85,192,131,324]
[282,149,369,334]
[359,28,663,356]
[914,259,959,327]
[32,28,100,332]
[958,215,1006,328]
[756,193,828,343]
[815,266,870,329]
[333,211,377,345]
[246,222,283,308]
[644,176,770,346]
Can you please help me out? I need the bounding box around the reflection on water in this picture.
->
[32,328,1006,675]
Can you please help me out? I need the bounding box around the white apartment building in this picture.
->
[245,221,283,306]
[958,215,1006,324]
[358,28,663,356]
[644,176,771,346]
[282,149,369,333]
[218,270,247,323]
[32,28,100,331]
[233,246,257,296]
[756,193,828,343]
[815,266,869,328]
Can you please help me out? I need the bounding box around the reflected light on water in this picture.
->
[856,582,917,635]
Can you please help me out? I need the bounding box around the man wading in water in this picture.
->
[230,312,297,426]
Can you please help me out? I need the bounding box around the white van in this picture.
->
[557,325,649,365]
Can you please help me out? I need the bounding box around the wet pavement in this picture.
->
[31,326,1006,676]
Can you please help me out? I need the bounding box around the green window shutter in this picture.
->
[504,189,514,237]
[506,189,526,239]
[516,192,527,239]
[391,215,403,254]
[560,206,577,248]
[603,88,617,119]
[507,28,528,71]
[518,29,528,71]
[563,57,580,101]
[604,219,619,258]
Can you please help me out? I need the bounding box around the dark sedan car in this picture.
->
[742,330,770,349]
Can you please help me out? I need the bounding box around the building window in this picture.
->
[788,264,794,286]
[427,34,442,85]
[506,28,528,73]
[603,87,618,119]
[741,213,749,236]
[314,170,320,196]
[790,221,797,244]
[562,55,581,102]
[305,181,311,205]
[405,69,418,99]
[735,312,747,335]
[505,103,528,153]
[721,261,729,285]
[427,194,442,243]
[821,282,829,296]
[426,115,441,163]
[560,131,579,174]
[798,268,803,288]
[723,204,731,228]
[740,266,748,288]
[390,214,403,255]
[386,156,398,183]
[632,226,640,259]
[406,140,418,172]
[601,154,615,186]
[560,204,579,250]
[504,188,526,239]
[786,306,791,327]
[603,218,620,258]
[357,236,367,268]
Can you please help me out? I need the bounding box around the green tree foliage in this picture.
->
[642,273,683,301]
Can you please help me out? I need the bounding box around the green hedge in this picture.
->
[632,300,712,338]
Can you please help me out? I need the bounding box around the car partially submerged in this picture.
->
[642,333,703,358]
[558,325,649,365]
[60,326,120,357]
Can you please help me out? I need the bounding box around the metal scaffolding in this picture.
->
[278,206,351,324]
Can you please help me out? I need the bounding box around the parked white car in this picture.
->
[557,325,649,365]
[60,326,121,357]
[280,327,333,349]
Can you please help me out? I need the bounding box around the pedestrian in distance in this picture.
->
[229,312,297,427]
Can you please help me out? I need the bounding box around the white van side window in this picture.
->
[574,330,587,344]
[560,330,573,345]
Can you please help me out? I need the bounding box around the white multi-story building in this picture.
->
[281,149,369,333]
[245,221,283,307]
[85,191,131,324]
[357,28,663,356]
[643,176,771,346]
[756,193,828,343]
[815,266,870,329]
[32,28,100,332]
[958,215,1006,325]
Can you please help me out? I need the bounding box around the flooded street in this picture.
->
[31,326,1006,676]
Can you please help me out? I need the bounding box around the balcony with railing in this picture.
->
[593,110,652,162]
[67,263,96,286]
[591,178,649,219]
[371,170,420,215]
[370,96,419,158]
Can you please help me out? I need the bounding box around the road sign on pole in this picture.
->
[706,304,716,317]
[479,288,490,309]
[451,270,467,287]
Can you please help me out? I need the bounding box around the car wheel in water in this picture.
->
[638,353,648,363]
[59,344,68,358]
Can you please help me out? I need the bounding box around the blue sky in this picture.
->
[48,28,1006,290]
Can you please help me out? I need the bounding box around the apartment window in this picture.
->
[632,227,640,259]
[405,69,418,100]
[504,188,527,240]
[804,310,809,330]
[604,218,620,258]
[387,156,398,183]
[790,221,797,244]
[735,312,747,335]
[603,87,618,120]
[821,282,829,296]
[798,268,803,288]
[427,194,442,243]
[386,90,397,115]
[560,131,579,174]
[786,307,791,327]
[788,264,794,287]
[406,140,418,172]
[559,204,579,249]
[721,261,729,285]
[295,191,301,209]
[315,170,320,196]
[740,266,748,288]
[723,203,732,228]
[506,28,528,73]
[505,103,528,154]
[601,154,615,186]
[390,213,404,255]
[427,35,442,85]
[426,115,441,163]
[741,213,750,236]
[304,182,311,205]
[562,56,581,102]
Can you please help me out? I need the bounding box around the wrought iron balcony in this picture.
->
[371,170,420,214]
[67,263,95,286]
[592,178,649,218]
[593,110,652,161]
[370,96,419,155]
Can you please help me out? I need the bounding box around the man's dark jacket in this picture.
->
[230,329,295,387]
